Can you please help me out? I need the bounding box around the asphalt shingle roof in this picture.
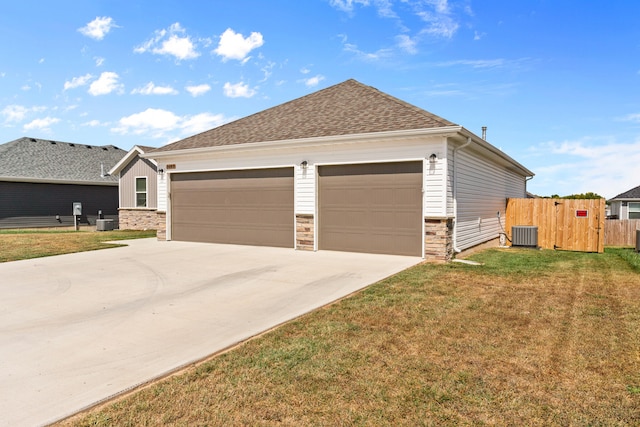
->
[0,137,126,184]
[157,79,457,152]
[610,184,640,200]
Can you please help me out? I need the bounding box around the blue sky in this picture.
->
[1,1,639,199]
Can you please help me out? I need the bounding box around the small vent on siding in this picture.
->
[512,226,538,247]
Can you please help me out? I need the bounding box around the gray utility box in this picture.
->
[636,230,640,253]
[511,226,538,247]
[96,219,114,231]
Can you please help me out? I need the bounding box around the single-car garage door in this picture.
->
[171,168,294,248]
[318,161,423,256]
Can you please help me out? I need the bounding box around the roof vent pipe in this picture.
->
[482,126,487,140]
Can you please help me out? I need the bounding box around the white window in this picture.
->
[629,202,640,219]
[135,177,147,208]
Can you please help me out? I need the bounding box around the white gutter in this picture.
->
[0,176,118,186]
[452,137,472,254]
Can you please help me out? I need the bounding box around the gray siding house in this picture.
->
[108,145,159,230]
[608,185,640,219]
[144,79,534,261]
[0,137,125,228]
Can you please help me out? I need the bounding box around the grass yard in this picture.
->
[56,247,640,426]
[0,229,157,262]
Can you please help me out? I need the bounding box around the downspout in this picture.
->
[452,137,473,253]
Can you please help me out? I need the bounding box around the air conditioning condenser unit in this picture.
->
[511,226,538,247]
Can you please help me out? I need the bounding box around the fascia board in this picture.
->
[142,127,463,161]
[457,127,534,177]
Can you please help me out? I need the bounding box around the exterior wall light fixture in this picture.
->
[300,160,308,170]
[429,153,437,163]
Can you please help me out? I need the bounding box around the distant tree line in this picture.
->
[545,192,604,199]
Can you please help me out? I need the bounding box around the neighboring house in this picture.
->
[608,185,640,219]
[144,79,534,261]
[0,137,125,228]
[108,145,159,230]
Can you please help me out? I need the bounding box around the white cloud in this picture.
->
[343,40,393,62]
[94,56,105,66]
[135,23,200,61]
[329,0,370,13]
[300,67,311,74]
[334,0,463,59]
[396,34,418,54]
[619,113,640,123]
[417,11,459,38]
[1,105,46,123]
[112,108,181,136]
[131,82,178,95]
[2,105,29,123]
[23,116,60,131]
[185,84,211,97]
[527,137,640,198]
[21,85,31,91]
[112,108,230,139]
[181,112,228,135]
[223,81,257,98]
[78,16,117,40]
[81,119,104,127]
[88,72,123,96]
[304,75,325,87]
[214,28,264,62]
[64,73,93,90]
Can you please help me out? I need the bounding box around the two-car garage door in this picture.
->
[170,162,423,256]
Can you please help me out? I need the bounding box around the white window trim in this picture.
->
[135,176,148,208]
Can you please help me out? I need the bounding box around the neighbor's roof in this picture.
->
[609,184,640,201]
[156,79,458,152]
[0,137,126,185]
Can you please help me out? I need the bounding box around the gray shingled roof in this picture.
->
[610,184,640,200]
[157,79,457,152]
[0,137,126,184]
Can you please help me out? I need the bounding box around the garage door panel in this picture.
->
[171,168,294,248]
[319,162,422,256]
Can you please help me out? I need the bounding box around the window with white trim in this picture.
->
[135,177,147,208]
[629,202,640,219]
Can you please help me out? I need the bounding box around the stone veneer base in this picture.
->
[424,218,454,263]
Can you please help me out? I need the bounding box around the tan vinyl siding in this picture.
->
[120,156,157,209]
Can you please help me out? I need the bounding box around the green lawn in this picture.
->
[59,247,640,426]
[0,229,157,262]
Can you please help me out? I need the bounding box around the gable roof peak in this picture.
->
[156,78,457,152]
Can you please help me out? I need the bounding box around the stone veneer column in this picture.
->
[424,218,454,263]
[296,214,314,251]
[156,212,167,241]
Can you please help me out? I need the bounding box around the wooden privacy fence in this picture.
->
[604,219,640,246]
[505,198,605,253]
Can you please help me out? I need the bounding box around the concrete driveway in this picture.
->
[0,239,420,426]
